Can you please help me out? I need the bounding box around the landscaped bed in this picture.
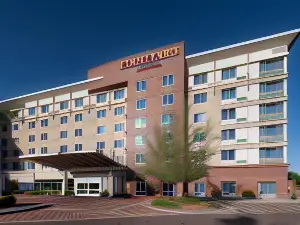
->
[151,197,209,210]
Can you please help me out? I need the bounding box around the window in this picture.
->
[41,147,47,154]
[221,150,235,160]
[114,123,125,132]
[75,113,82,122]
[259,148,283,159]
[28,107,36,116]
[114,89,125,100]
[193,132,205,143]
[60,131,68,139]
[222,108,236,120]
[136,99,146,110]
[114,139,124,148]
[260,80,284,93]
[12,124,19,131]
[259,102,283,115]
[1,139,7,147]
[222,88,236,100]
[75,144,82,151]
[60,101,69,110]
[28,121,35,129]
[222,67,236,80]
[60,145,68,153]
[28,162,35,169]
[2,125,7,132]
[259,125,283,137]
[97,93,107,103]
[60,116,68,124]
[194,113,206,123]
[259,182,276,195]
[161,114,174,125]
[28,135,35,142]
[162,74,174,86]
[29,148,35,155]
[194,93,207,104]
[114,106,125,116]
[194,74,207,85]
[74,98,83,108]
[41,105,49,113]
[41,133,48,141]
[135,118,146,128]
[162,94,174,106]
[97,109,106,119]
[195,183,205,196]
[260,58,283,73]
[75,129,82,137]
[221,129,235,140]
[135,136,145,146]
[97,141,105,150]
[136,182,146,196]
[136,80,146,92]
[41,119,48,127]
[222,182,236,196]
[97,126,106,134]
[136,153,145,164]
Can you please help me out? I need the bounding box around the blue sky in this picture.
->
[0,0,299,171]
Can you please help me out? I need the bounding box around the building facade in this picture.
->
[0,29,299,198]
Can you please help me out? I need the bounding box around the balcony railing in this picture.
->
[259,113,284,121]
[259,135,284,142]
[259,69,284,78]
[259,90,284,99]
[259,158,284,164]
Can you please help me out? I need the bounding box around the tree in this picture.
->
[288,171,300,185]
[144,106,219,195]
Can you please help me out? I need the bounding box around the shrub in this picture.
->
[211,188,222,199]
[242,190,256,198]
[64,190,75,196]
[0,195,16,208]
[100,189,110,197]
[10,180,19,192]
[13,190,26,194]
[291,193,297,200]
[24,190,62,195]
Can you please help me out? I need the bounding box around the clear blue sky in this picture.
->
[0,0,299,171]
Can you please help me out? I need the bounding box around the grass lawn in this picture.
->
[151,199,181,209]
[174,197,208,205]
[151,197,209,210]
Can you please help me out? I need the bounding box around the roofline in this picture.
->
[0,77,103,104]
[185,28,300,59]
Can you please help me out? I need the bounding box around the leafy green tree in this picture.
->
[288,171,300,185]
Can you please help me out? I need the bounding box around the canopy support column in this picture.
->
[62,171,68,195]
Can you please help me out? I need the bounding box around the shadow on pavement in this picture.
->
[218,216,257,225]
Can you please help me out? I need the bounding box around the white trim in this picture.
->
[162,93,174,106]
[0,77,103,104]
[136,80,147,92]
[186,29,300,59]
[162,74,175,87]
[136,98,147,110]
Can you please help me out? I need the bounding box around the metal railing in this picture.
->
[259,158,284,164]
[259,135,284,142]
[259,113,284,121]
[259,90,284,99]
[259,69,284,77]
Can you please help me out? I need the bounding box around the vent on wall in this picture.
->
[272,46,287,54]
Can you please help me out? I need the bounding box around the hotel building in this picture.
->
[0,29,299,198]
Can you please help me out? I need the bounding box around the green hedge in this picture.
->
[242,190,256,198]
[0,195,16,208]
[64,190,75,196]
[24,190,62,195]
[100,189,110,197]
[13,190,26,194]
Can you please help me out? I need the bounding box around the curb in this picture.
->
[0,203,55,215]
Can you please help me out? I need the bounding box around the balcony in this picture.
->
[259,158,284,164]
[259,135,284,142]
[259,113,284,121]
[259,69,284,78]
[259,90,284,99]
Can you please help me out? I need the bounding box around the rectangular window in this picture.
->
[12,124,19,131]
[60,145,68,153]
[194,113,206,123]
[97,141,105,150]
[41,147,48,154]
[75,98,84,108]
[60,131,68,139]
[222,182,236,196]
[194,74,207,85]
[41,119,48,127]
[161,114,174,125]
[259,147,283,159]
[28,162,35,169]
[135,118,146,128]
[260,58,283,73]
[114,106,125,116]
[75,144,82,151]
[222,108,236,120]
[162,74,174,86]
[29,148,35,155]
[97,109,106,119]
[28,135,35,142]
[222,88,236,100]
[97,126,106,134]
[194,183,205,196]
[60,101,69,110]
[260,80,284,93]
[136,153,145,164]
[97,93,107,103]
[194,93,207,104]
[162,94,174,106]
[114,123,125,132]
[135,136,145,146]
[28,107,36,116]
[136,99,146,110]
[114,139,124,148]
[136,80,146,92]
[221,150,235,160]
[75,129,82,137]
[259,125,283,137]
[222,67,236,80]
[259,102,283,115]
[28,121,35,129]
[221,129,235,140]
[60,116,68,124]
[114,89,125,100]
[75,113,83,122]
[41,105,49,113]
[41,133,48,141]
[259,182,276,195]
